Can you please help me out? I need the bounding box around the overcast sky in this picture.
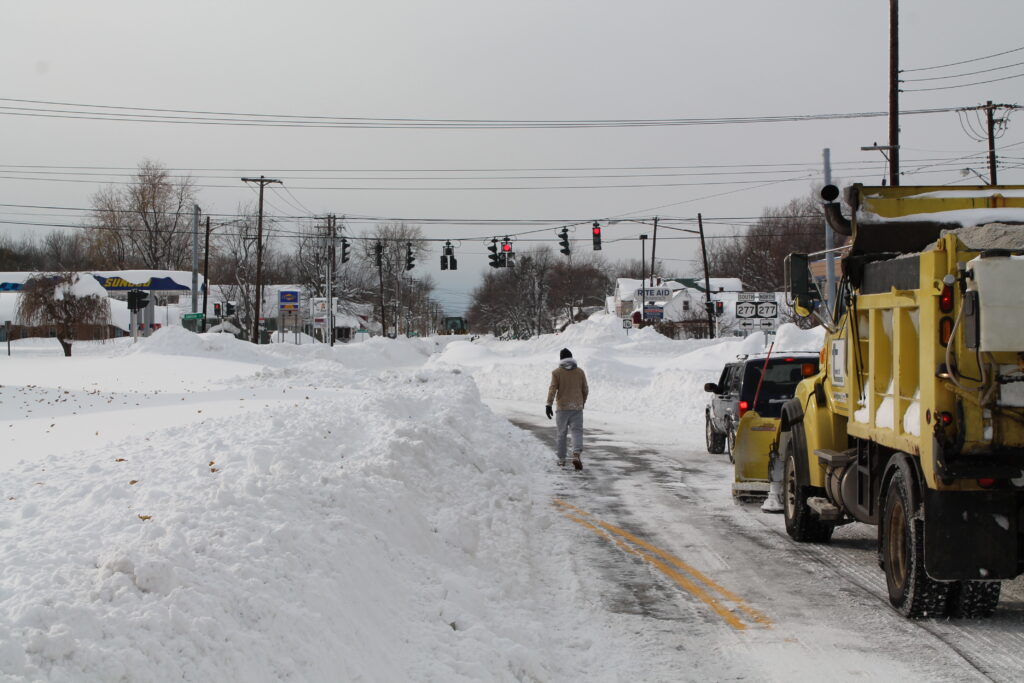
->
[2,1,1023,313]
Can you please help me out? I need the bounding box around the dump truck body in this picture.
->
[782,184,1024,617]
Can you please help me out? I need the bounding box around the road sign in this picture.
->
[635,287,672,300]
[736,298,778,319]
[737,292,776,302]
[279,290,300,311]
[622,319,633,329]
[643,305,664,320]
[182,312,204,320]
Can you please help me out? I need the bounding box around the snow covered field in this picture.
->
[0,316,839,681]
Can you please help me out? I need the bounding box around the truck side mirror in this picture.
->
[704,382,719,393]
[784,253,820,318]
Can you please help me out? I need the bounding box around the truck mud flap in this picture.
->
[924,489,1019,581]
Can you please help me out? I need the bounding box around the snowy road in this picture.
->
[495,400,1024,682]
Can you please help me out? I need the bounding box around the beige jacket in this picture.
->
[546,359,589,410]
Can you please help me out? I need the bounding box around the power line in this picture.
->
[902,44,1024,73]
[0,96,960,129]
[901,59,1024,83]
[901,70,1024,92]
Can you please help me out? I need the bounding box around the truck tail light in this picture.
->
[939,283,954,313]
[802,363,816,377]
[739,400,749,417]
[977,478,996,489]
[939,411,953,426]
[939,316,954,346]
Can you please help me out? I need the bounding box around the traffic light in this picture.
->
[375,242,383,268]
[500,237,513,268]
[440,241,457,271]
[592,222,602,251]
[488,239,500,268]
[715,301,724,316]
[558,228,570,256]
[226,302,236,316]
[126,290,138,310]
[214,302,222,317]
[341,238,351,264]
[405,242,415,271]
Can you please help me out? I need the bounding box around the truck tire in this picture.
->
[706,413,726,454]
[726,422,736,464]
[881,468,950,618]
[783,438,833,543]
[946,581,1001,619]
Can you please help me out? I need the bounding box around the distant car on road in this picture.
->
[704,353,819,495]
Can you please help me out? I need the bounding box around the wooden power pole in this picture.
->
[240,175,281,344]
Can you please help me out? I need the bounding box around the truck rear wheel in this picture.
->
[947,581,1001,618]
[706,413,725,454]
[881,468,950,618]
[783,439,833,543]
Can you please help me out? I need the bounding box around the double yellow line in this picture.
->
[554,498,772,631]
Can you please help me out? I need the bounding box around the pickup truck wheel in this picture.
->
[782,441,833,543]
[705,413,726,454]
[946,580,1001,619]
[725,424,736,463]
[881,468,950,618]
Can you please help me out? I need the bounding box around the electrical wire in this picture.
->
[0,97,960,129]
[901,70,1024,92]
[901,59,1024,82]
[902,44,1024,73]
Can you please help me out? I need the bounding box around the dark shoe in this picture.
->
[572,453,582,470]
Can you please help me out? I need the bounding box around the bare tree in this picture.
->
[16,273,111,356]
[213,205,274,341]
[87,160,197,269]
[358,222,432,336]
[701,193,826,291]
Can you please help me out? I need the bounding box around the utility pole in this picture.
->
[326,214,336,346]
[823,148,836,312]
[698,213,714,339]
[889,0,900,186]
[639,234,647,324]
[201,216,211,333]
[376,241,387,338]
[648,216,659,287]
[986,100,999,185]
[240,175,282,344]
[191,204,200,313]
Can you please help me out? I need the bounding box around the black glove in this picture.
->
[545,405,553,419]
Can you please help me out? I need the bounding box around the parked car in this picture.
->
[704,353,819,496]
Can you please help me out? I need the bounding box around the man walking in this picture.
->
[545,348,589,470]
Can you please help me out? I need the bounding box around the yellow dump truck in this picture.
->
[781,183,1024,618]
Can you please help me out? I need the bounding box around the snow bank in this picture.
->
[433,313,825,425]
[0,358,590,681]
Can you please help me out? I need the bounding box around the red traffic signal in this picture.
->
[501,242,511,252]
[592,221,602,250]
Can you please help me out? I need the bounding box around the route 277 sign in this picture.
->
[735,293,778,319]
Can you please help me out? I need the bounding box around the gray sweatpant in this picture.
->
[555,409,584,462]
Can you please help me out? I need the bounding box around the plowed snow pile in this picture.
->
[0,317,823,681]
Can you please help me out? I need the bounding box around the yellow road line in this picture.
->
[562,512,748,630]
[555,498,772,629]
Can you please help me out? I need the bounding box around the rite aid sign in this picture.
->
[634,287,672,300]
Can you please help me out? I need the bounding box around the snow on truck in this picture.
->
[780,183,1024,618]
